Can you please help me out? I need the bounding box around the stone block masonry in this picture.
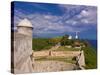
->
[11,18,34,74]
[34,51,80,58]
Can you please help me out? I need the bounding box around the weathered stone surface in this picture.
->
[11,33,34,74]
[11,18,34,74]
[75,50,85,69]
[78,50,85,68]
[34,51,80,57]
[32,61,76,72]
[17,18,33,36]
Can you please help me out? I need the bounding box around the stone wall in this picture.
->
[33,51,80,57]
[33,50,85,70]
[77,50,85,69]
[11,33,34,74]
[17,27,33,36]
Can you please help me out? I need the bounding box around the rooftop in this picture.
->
[17,18,33,28]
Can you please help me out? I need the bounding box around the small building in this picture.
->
[68,35,72,39]
[65,45,72,48]
[74,41,81,49]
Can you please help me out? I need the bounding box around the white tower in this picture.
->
[68,35,72,39]
[75,31,79,39]
[17,18,33,36]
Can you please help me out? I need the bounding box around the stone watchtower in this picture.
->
[11,18,34,74]
[17,18,33,36]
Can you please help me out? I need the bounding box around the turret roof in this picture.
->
[17,18,33,28]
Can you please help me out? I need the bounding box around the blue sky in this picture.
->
[12,1,97,40]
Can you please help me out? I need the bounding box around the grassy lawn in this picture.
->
[56,46,80,51]
[32,38,53,51]
[82,47,97,69]
[35,56,76,64]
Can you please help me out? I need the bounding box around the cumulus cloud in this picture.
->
[62,5,96,24]
[13,4,97,38]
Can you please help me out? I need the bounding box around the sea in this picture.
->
[87,40,97,51]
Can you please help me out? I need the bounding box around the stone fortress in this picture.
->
[11,18,85,74]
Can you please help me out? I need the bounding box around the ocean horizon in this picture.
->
[87,40,97,49]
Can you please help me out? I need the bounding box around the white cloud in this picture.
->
[81,19,89,24]
[59,5,97,25]
[65,20,78,25]
[44,15,51,19]
[80,10,89,17]
[76,7,97,24]
[13,5,97,35]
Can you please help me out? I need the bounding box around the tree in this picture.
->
[60,34,73,46]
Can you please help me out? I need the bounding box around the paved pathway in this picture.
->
[32,60,76,72]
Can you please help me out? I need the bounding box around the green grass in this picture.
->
[56,46,80,51]
[82,47,97,69]
[32,37,97,69]
[32,38,53,51]
[35,56,76,64]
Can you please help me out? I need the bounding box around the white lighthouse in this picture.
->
[75,31,79,39]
